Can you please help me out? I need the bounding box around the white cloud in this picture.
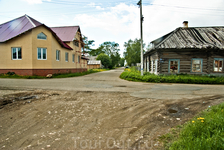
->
[74,0,224,57]
[23,0,51,4]
[87,2,105,10]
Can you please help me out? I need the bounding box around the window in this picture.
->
[56,50,60,61]
[214,58,223,72]
[12,47,22,60]
[78,56,80,63]
[151,60,158,74]
[73,41,79,47]
[192,58,203,72]
[37,32,47,40]
[72,54,75,63]
[37,48,47,60]
[169,59,180,73]
[65,52,69,62]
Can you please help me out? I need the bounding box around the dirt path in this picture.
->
[0,68,224,149]
[0,89,223,150]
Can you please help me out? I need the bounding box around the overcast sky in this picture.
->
[1,0,224,57]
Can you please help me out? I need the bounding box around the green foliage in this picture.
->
[120,69,224,84]
[123,39,145,66]
[0,69,108,79]
[89,41,121,68]
[96,53,112,69]
[89,45,105,56]
[111,52,121,67]
[82,35,95,53]
[169,103,224,150]
[119,58,125,66]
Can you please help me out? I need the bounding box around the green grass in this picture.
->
[120,67,224,84]
[165,103,224,150]
[0,69,108,79]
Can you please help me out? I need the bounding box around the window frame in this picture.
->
[72,54,75,63]
[12,47,22,60]
[56,50,60,61]
[37,48,47,60]
[37,32,47,40]
[78,55,80,63]
[191,58,203,73]
[65,52,69,62]
[168,59,180,73]
[213,58,223,72]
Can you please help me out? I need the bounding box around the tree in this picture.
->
[119,58,125,66]
[96,53,112,68]
[82,35,95,54]
[123,39,145,66]
[100,41,120,57]
[111,52,121,67]
[89,45,105,56]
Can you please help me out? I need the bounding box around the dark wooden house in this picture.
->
[144,22,224,75]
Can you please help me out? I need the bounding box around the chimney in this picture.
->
[183,21,188,28]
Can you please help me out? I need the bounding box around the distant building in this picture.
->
[144,21,224,75]
[86,56,102,69]
[0,15,88,76]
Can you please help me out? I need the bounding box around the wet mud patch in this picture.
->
[0,91,60,109]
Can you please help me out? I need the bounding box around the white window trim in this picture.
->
[12,47,22,60]
[72,54,75,63]
[151,60,154,73]
[37,48,47,60]
[65,52,69,62]
[191,58,203,73]
[56,50,60,61]
[78,56,80,63]
[37,32,47,40]
[155,59,158,75]
[214,58,223,72]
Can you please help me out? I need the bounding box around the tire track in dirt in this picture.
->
[0,90,223,149]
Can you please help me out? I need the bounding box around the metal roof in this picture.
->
[0,15,73,50]
[0,14,42,42]
[150,27,224,50]
[50,26,79,42]
[87,60,101,65]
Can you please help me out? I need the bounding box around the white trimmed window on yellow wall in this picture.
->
[56,50,60,61]
[37,32,47,40]
[12,47,22,60]
[72,54,75,63]
[65,52,69,62]
[37,48,47,60]
[78,56,80,63]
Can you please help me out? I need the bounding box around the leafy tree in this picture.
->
[100,41,120,57]
[123,39,145,66]
[82,35,95,53]
[89,45,104,56]
[111,52,121,67]
[119,58,125,66]
[96,53,112,68]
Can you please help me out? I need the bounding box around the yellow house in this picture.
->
[0,15,88,76]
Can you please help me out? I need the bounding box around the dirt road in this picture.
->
[0,68,224,149]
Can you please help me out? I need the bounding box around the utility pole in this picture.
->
[137,0,144,76]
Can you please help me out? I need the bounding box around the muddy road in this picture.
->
[0,68,224,149]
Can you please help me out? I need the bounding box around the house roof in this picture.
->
[0,14,42,42]
[149,27,224,51]
[50,26,80,42]
[87,60,101,65]
[0,14,73,50]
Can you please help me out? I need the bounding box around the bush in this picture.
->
[120,68,224,84]
[6,72,15,75]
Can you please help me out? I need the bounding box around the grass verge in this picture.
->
[159,103,224,150]
[120,67,224,84]
[0,69,108,79]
